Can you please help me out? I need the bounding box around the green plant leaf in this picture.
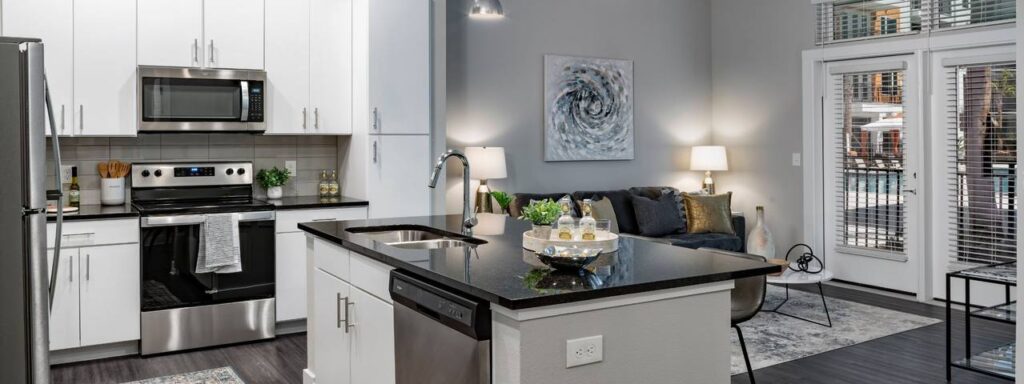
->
[256,167,292,189]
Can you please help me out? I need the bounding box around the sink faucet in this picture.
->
[428,149,478,236]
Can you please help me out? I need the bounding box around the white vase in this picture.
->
[747,206,776,259]
[267,186,284,200]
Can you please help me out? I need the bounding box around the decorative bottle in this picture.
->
[555,197,576,240]
[747,206,776,259]
[329,170,340,197]
[68,166,80,208]
[318,170,330,198]
[579,199,597,241]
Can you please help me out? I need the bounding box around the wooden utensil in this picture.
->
[98,162,108,178]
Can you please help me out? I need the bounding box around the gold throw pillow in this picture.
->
[683,192,734,234]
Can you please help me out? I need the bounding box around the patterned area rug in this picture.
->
[730,286,940,375]
[123,367,244,384]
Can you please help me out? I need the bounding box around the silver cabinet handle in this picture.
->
[209,40,215,65]
[344,298,355,333]
[336,293,344,328]
[372,141,378,164]
[85,254,90,281]
[372,108,379,131]
[60,105,65,132]
[79,105,83,132]
[314,108,320,129]
[193,38,199,66]
[302,108,307,129]
[68,255,73,282]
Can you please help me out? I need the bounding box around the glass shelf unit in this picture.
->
[946,261,1016,382]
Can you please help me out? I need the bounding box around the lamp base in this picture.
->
[475,180,494,213]
[702,171,716,195]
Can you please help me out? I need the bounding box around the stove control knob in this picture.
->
[153,170,163,177]
[236,168,246,175]
[141,170,150,177]
[226,168,234,176]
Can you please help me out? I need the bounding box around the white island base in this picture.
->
[490,281,734,384]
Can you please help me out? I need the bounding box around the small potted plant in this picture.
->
[256,167,291,200]
[518,199,560,239]
[490,191,513,215]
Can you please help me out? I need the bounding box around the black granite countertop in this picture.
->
[264,195,369,210]
[299,215,780,310]
[46,204,139,222]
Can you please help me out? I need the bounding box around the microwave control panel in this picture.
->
[247,82,264,122]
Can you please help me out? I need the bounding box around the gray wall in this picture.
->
[445,0,713,212]
[710,0,817,252]
[48,135,339,205]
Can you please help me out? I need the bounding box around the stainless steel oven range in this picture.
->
[132,161,276,355]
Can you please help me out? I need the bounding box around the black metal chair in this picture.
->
[701,248,767,384]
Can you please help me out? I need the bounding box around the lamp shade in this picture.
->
[465,146,508,180]
[690,146,728,171]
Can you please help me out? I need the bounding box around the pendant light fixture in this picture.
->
[470,0,504,18]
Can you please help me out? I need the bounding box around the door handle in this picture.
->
[209,40,215,65]
[302,108,308,130]
[372,108,379,131]
[79,105,84,132]
[903,189,917,195]
[85,254,90,281]
[372,141,378,164]
[314,108,320,129]
[68,255,73,283]
[193,38,199,65]
[336,293,343,328]
[344,298,355,333]
[60,105,65,132]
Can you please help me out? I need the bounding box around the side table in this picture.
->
[766,268,835,327]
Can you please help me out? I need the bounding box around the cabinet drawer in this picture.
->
[47,218,139,249]
[313,237,349,281]
[349,252,394,304]
[276,207,368,234]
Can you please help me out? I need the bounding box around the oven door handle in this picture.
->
[141,211,276,228]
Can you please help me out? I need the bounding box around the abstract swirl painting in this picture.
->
[544,55,634,161]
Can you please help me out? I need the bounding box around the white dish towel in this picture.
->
[196,213,242,274]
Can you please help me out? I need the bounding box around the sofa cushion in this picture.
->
[572,190,639,234]
[631,194,686,237]
[509,193,571,218]
[663,232,744,252]
[683,192,735,234]
[630,187,686,231]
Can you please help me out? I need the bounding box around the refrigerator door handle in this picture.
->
[44,76,65,310]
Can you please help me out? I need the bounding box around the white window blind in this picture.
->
[833,69,908,254]
[947,62,1017,269]
[933,0,1015,29]
[817,0,922,44]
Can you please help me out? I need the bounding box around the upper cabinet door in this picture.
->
[79,244,140,346]
[369,0,430,135]
[73,0,137,137]
[204,0,265,70]
[3,0,74,137]
[368,135,431,219]
[264,0,310,135]
[310,0,353,134]
[137,0,204,68]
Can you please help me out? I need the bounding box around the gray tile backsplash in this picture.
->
[47,134,340,205]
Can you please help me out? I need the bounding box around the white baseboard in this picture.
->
[50,341,139,366]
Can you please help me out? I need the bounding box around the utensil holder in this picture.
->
[101,177,126,206]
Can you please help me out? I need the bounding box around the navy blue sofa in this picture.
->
[509,188,746,253]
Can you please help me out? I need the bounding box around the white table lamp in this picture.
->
[465,147,507,213]
[690,146,728,194]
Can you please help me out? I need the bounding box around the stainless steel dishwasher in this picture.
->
[390,270,491,384]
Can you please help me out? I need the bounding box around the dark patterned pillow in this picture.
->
[631,194,686,237]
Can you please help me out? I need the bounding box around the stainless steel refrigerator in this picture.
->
[0,36,65,384]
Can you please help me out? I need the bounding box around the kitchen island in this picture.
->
[299,214,778,384]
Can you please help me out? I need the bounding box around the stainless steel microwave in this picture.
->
[137,66,266,133]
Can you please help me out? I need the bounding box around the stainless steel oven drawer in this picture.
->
[141,298,275,355]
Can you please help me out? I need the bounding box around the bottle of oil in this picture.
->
[328,170,340,197]
[555,197,576,240]
[579,199,597,240]
[68,166,80,208]
[318,170,330,198]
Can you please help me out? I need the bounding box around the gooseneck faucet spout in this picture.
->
[428,149,477,235]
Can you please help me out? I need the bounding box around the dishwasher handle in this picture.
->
[390,270,490,341]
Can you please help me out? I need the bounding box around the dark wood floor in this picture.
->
[51,284,1013,384]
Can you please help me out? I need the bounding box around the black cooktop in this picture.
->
[132,199,275,216]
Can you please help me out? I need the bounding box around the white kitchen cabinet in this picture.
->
[368,0,429,135]
[78,244,141,347]
[204,0,265,70]
[310,0,353,134]
[47,249,80,351]
[73,0,137,137]
[368,135,431,219]
[137,0,204,68]
[2,0,74,137]
[265,0,352,135]
[350,287,395,384]
[276,232,309,322]
[265,0,311,135]
[313,269,353,384]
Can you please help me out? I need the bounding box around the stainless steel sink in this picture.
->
[346,225,486,250]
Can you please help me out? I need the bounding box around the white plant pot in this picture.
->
[100,178,126,206]
[267,186,284,200]
[746,206,776,259]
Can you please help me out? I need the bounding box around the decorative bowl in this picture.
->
[535,245,602,271]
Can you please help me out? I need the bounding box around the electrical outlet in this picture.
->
[285,160,297,178]
[792,153,802,167]
[60,165,73,184]
[566,335,603,368]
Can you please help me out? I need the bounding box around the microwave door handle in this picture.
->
[240,81,250,122]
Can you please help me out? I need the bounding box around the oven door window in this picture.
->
[141,77,242,122]
[141,220,275,312]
